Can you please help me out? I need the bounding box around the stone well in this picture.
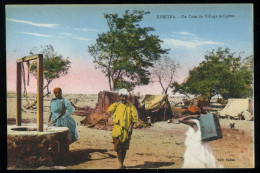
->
[8,124,69,168]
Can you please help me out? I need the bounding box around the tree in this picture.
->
[88,10,169,91]
[151,56,180,95]
[172,48,253,100]
[29,45,71,95]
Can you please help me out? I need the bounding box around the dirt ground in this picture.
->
[7,93,254,169]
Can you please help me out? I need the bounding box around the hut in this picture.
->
[80,91,148,130]
[139,94,173,123]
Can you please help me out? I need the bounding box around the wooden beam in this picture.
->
[37,54,44,131]
[16,55,39,63]
[16,62,22,126]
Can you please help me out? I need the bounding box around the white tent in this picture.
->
[218,98,253,120]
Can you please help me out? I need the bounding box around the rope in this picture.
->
[21,61,31,105]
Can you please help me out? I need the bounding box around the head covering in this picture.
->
[53,87,62,93]
[118,88,129,96]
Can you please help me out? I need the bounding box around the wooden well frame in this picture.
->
[16,54,44,131]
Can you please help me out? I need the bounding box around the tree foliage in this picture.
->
[151,56,180,95]
[172,48,253,100]
[89,10,169,91]
[29,45,71,94]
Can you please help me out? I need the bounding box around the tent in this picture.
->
[218,98,253,120]
[139,94,173,122]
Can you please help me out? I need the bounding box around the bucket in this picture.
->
[199,113,223,141]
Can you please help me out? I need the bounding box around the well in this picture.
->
[8,125,70,168]
[8,54,70,168]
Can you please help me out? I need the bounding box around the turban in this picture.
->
[118,88,129,96]
[53,87,62,93]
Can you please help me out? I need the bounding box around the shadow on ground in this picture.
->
[9,148,116,169]
[127,161,175,169]
[56,148,116,166]
[7,118,37,125]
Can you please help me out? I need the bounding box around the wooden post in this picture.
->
[16,62,22,126]
[37,54,43,131]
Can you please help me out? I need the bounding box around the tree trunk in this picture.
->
[164,87,168,95]
[159,78,166,95]
[108,75,112,91]
[47,85,50,95]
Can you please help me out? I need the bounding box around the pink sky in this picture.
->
[7,58,188,95]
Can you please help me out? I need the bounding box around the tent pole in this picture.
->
[164,107,166,121]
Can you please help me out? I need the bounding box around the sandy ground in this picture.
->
[7,93,254,169]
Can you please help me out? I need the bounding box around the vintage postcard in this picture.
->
[6,4,254,169]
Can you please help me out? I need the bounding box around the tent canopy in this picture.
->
[140,95,168,112]
[218,98,253,120]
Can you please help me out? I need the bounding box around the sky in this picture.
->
[6,4,253,95]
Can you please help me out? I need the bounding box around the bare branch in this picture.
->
[151,56,180,95]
